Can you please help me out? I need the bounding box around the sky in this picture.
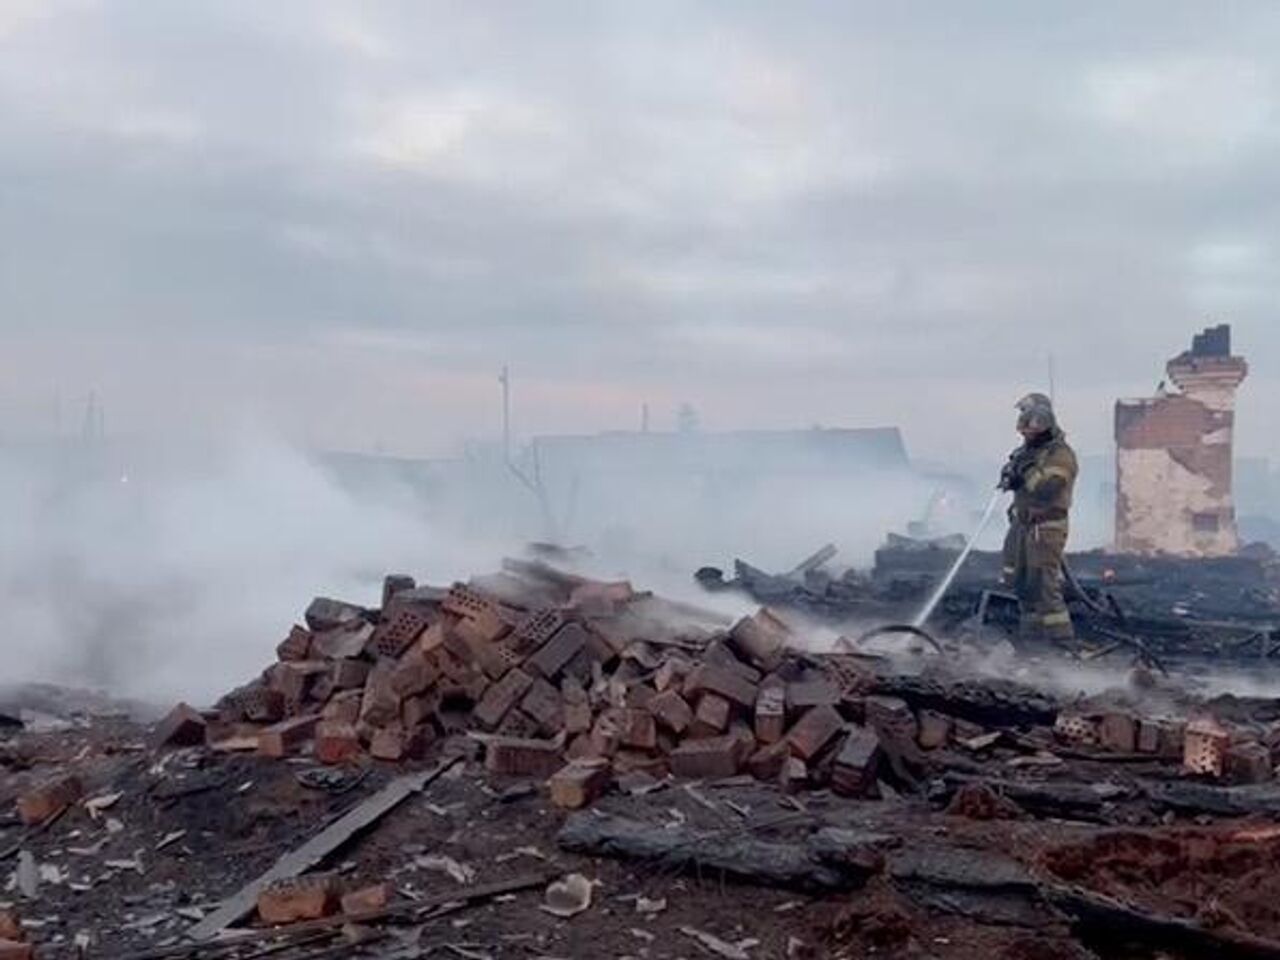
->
[1,0,1277,468]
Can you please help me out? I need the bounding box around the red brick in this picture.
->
[474,669,535,730]
[729,611,787,670]
[330,658,371,691]
[831,727,882,797]
[0,941,32,960]
[754,684,786,744]
[682,664,758,710]
[258,715,320,758]
[619,708,657,750]
[515,608,567,647]
[16,774,83,825]
[786,679,840,712]
[568,578,633,614]
[0,912,19,941]
[322,690,363,725]
[388,647,437,699]
[647,689,693,735]
[917,711,953,750]
[786,705,844,761]
[342,883,390,917]
[268,661,330,703]
[780,757,808,793]
[526,624,589,680]
[1098,712,1137,753]
[520,678,564,736]
[315,722,362,765]
[548,759,611,809]
[692,693,731,735]
[240,686,286,724]
[1137,719,1162,753]
[369,726,428,762]
[588,710,623,757]
[258,873,339,924]
[669,734,746,780]
[496,708,541,739]
[703,639,763,683]
[864,696,917,743]
[484,737,563,777]
[277,625,313,662]
[151,702,207,750]
[1226,742,1273,784]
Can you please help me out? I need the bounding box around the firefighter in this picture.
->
[998,393,1078,643]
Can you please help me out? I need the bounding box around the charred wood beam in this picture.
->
[867,675,1059,727]
[557,812,883,891]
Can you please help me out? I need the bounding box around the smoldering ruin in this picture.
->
[0,326,1277,960]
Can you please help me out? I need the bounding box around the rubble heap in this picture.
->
[204,562,879,797]
[178,559,1280,807]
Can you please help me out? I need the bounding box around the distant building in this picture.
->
[1114,325,1248,556]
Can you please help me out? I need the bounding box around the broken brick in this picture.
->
[496,709,542,740]
[401,691,440,730]
[311,622,374,660]
[342,882,391,917]
[647,689,693,735]
[359,663,402,727]
[754,684,786,745]
[786,705,845,761]
[1098,712,1138,753]
[917,711,953,751]
[864,696,918,744]
[276,625,313,662]
[0,913,18,942]
[484,737,564,778]
[258,873,340,925]
[729,610,788,670]
[682,663,758,710]
[0,941,32,960]
[548,759,611,809]
[588,710,623,757]
[315,722,362,765]
[473,668,535,730]
[670,734,746,780]
[561,677,594,734]
[654,656,693,693]
[322,690,363,725]
[381,574,416,612]
[150,702,207,750]
[258,715,320,759]
[619,708,657,750]
[526,623,589,680]
[748,740,790,781]
[267,661,329,703]
[16,774,83,826]
[305,597,365,634]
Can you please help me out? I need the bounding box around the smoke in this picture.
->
[0,431,510,705]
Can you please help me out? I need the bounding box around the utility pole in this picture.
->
[499,365,511,461]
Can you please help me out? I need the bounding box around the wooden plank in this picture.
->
[186,757,460,941]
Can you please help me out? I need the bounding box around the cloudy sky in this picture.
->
[1,0,1277,466]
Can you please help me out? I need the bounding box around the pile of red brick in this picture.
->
[180,563,904,802]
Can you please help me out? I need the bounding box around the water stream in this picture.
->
[911,490,1005,629]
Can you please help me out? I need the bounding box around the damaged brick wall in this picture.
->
[1115,324,1248,557]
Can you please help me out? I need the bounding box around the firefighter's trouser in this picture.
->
[1002,518,1073,643]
